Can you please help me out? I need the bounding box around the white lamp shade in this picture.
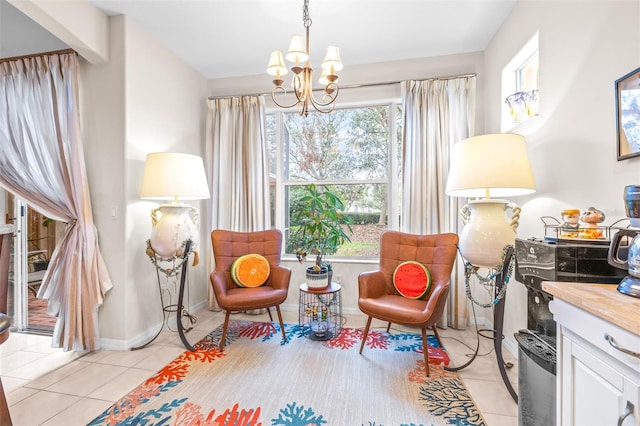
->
[286,35,309,64]
[267,50,288,77]
[446,133,536,198]
[140,152,210,201]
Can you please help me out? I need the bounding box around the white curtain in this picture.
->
[205,96,271,308]
[401,76,476,329]
[0,52,112,351]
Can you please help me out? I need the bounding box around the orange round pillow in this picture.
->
[231,254,270,287]
[393,261,432,299]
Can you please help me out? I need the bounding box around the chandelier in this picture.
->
[266,0,343,116]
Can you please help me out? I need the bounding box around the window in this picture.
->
[502,33,539,130]
[517,52,539,93]
[266,103,402,259]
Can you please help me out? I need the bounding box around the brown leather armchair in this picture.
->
[210,229,291,350]
[358,230,458,376]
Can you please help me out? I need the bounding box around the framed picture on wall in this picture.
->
[616,67,640,160]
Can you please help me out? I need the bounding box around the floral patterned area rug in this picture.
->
[89,320,485,426]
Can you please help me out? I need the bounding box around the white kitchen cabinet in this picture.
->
[551,297,640,426]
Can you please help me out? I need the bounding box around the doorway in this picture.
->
[6,195,59,334]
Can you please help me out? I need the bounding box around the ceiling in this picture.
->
[87,0,518,80]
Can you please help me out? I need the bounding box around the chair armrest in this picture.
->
[209,270,230,297]
[269,265,291,290]
[422,280,450,318]
[358,270,387,299]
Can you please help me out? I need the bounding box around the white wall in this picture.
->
[81,15,208,348]
[79,16,127,345]
[483,0,640,351]
[0,0,66,58]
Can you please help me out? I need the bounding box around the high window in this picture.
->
[266,102,403,259]
[502,33,539,130]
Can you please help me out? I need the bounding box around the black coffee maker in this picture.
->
[608,185,640,298]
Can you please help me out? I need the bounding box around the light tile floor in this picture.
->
[1,309,519,425]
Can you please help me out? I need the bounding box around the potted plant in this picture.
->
[291,184,353,288]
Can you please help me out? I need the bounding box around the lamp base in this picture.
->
[459,199,520,268]
[149,203,199,259]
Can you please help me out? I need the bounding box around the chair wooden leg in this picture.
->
[0,377,11,426]
[421,327,430,377]
[219,311,231,351]
[266,307,274,322]
[431,325,443,347]
[275,305,286,343]
[386,322,391,333]
[359,316,373,354]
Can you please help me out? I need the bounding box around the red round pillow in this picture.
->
[393,261,432,299]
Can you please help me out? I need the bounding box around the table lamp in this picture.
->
[140,152,210,265]
[445,134,535,268]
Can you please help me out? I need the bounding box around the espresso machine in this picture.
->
[608,184,640,298]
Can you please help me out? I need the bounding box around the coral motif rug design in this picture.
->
[89,321,485,425]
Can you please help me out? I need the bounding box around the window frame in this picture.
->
[266,99,402,261]
[501,32,539,131]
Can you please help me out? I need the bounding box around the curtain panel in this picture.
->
[205,96,271,309]
[0,52,112,351]
[401,76,476,329]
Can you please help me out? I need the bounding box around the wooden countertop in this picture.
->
[542,281,640,336]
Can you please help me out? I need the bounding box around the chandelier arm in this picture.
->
[271,87,302,109]
[308,85,339,107]
[307,98,336,114]
[293,71,308,103]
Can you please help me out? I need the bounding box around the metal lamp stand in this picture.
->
[445,246,518,403]
[133,240,196,351]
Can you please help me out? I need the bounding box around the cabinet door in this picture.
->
[563,336,639,426]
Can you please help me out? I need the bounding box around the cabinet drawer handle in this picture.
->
[604,333,640,359]
[618,401,634,426]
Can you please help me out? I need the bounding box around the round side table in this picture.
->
[299,282,342,340]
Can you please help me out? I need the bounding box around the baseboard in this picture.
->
[99,299,208,351]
